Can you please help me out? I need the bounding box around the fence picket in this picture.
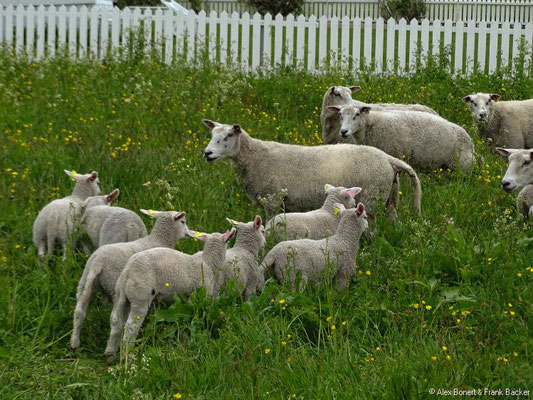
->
[364,16,372,68]
[296,14,306,68]
[251,12,261,68]
[241,11,250,69]
[375,17,384,71]
[465,20,475,74]
[79,6,88,58]
[454,20,464,73]
[420,18,429,68]
[398,18,406,73]
[386,18,395,72]
[408,18,418,71]
[286,14,295,67]
[36,5,45,59]
[26,5,35,57]
[16,5,24,55]
[330,16,338,66]
[263,13,272,68]
[48,6,56,57]
[352,17,361,70]
[164,8,173,64]
[318,15,327,67]
[68,6,77,58]
[274,13,283,66]
[488,21,498,73]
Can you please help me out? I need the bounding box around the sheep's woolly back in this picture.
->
[484,100,533,148]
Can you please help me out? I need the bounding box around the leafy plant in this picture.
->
[242,0,305,16]
[380,0,427,20]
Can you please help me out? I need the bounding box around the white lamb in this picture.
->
[515,185,533,219]
[104,229,236,359]
[81,189,147,252]
[328,105,474,170]
[265,184,362,243]
[219,216,266,299]
[321,85,438,144]
[202,120,421,223]
[70,210,189,350]
[263,202,368,291]
[33,170,100,259]
[463,93,533,148]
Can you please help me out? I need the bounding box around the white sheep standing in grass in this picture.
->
[202,120,421,223]
[321,85,438,144]
[328,105,475,170]
[104,229,236,359]
[462,93,533,148]
[80,188,147,252]
[262,202,368,291]
[70,210,189,350]
[266,184,362,243]
[33,170,100,259]
[220,216,265,299]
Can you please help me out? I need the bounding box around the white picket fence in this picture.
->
[1,5,533,75]
[176,0,533,23]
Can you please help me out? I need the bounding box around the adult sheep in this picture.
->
[321,85,438,144]
[462,93,533,148]
[202,120,422,222]
[328,105,475,170]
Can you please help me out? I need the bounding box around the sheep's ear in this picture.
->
[350,86,361,92]
[174,211,186,221]
[226,218,239,227]
[356,203,365,216]
[188,230,207,241]
[333,203,346,215]
[461,95,472,103]
[324,183,335,193]
[223,228,237,243]
[202,119,219,130]
[361,106,371,114]
[327,106,341,113]
[141,209,159,217]
[106,188,119,203]
[496,147,513,158]
[88,171,98,182]
[345,187,362,199]
[253,215,262,230]
[64,170,79,180]
[490,94,501,101]
[232,124,242,134]
[329,86,336,94]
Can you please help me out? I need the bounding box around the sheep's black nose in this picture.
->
[502,181,511,188]
[204,150,213,157]
[340,129,348,135]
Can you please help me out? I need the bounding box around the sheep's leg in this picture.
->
[70,271,98,349]
[37,240,47,259]
[47,235,56,258]
[105,292,128,359]
[121,302,150,359]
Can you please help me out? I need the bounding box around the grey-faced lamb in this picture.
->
[104,229,235,359]
[70,210,189,350]
[262,202,368,291]
[321,85,438,144]
[202,120,421,223]
[219,216,265,299]
[265,184,362,243]
[33,170,100,259]
[463,93,533,148]
[328,105,475,170]
[80,189,147,252]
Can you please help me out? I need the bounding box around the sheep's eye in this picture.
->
[523,159,531,167]
[472,102,477,107]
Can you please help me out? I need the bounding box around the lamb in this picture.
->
[80,189,147,252]
[516,185,533,219]
[321,85,438,144]
[462,93,533,148]
[70,209,189,350]
[33,170,100,259]
[202,120,421,223]
[104,229,235,359]
[328,105,475,170]
[262,202,368,291]
[219,216,266,299]
[265,184,362,243]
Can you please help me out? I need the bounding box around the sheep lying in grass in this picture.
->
[81,189,147,252]
[220,216,265,299]
[104,229,235,359]
[328,105,475,170]
[266,184,362,243]
[33,170,100,259]
[321,85,438,144]
[70,210,188,350]
[263,203,368,291]
[202,120,421,223]
[463,93,533,148]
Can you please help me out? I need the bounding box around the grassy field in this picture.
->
[0,52,532,399]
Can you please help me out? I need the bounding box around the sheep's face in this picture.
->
[325,184,362,210]
[462,93,500,123]
[325,86,359,106]
[497,148,533,192]
[141,210,189,240]
[335,202,369,233]
[327,105,370,141]
[65,170,101,195]
[202,120,242,162]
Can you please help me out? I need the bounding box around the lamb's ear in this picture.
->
[202,119,219,130]
[327,106,341,113]
[188,230,207,241]
[140,209,159,218]
[333,202,346,215]
[496,147,513,158]
[64,170,79,180]
[490,94,501,101]
[173,211,186,221]
[226,218,239,227]
[350,86,361,92]
[253,215,262,230]
[324,183,335,193]
[106,188,119,203]
[345,187,362,199]
[361,106,371,114]
[223,228,237,243]
[232,124,242,134]
[356,203,365,216]
[329,86,336,94]
[461,95,472,103]
[88,171,98,182]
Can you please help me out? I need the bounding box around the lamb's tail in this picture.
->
[389,158,422,215]
[261,253,276,279]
